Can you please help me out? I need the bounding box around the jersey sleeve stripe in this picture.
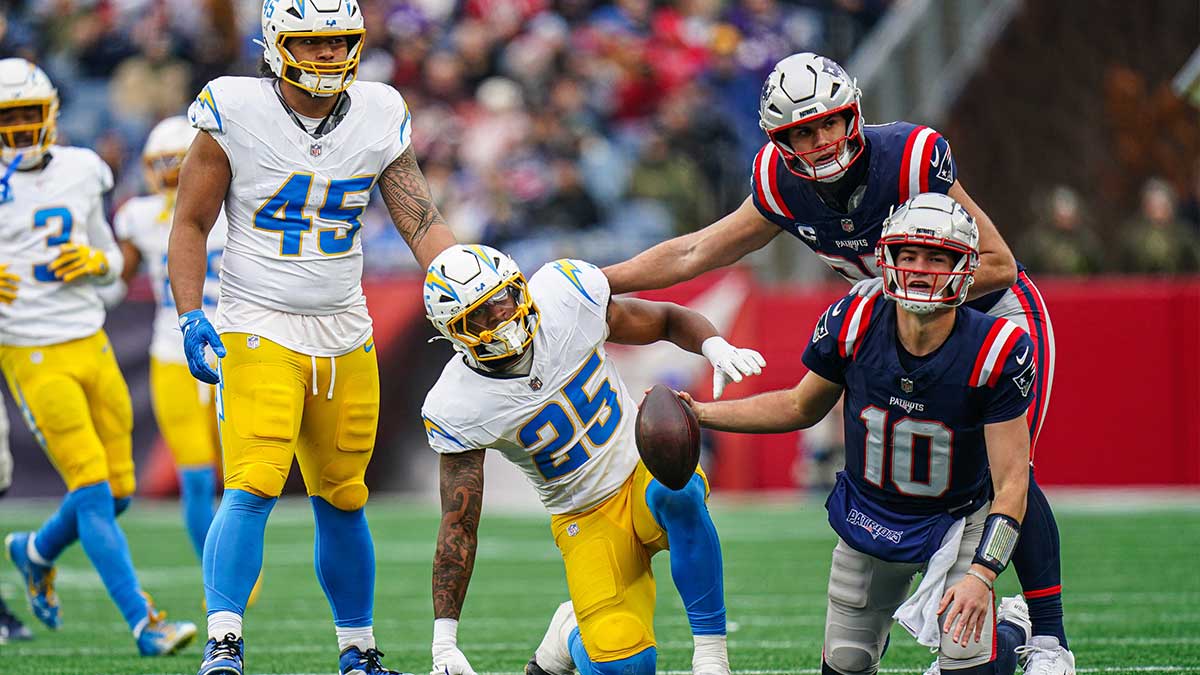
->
[837,296,863,358]
[976,320,1020,388]
[756,144,793,219]
[753,146,771,211]
[985,326,1024,388]
[840,293,878,358]
[899,126,935,202]
[918,131,941,193]
[766,146,794,219]
[969,320,1006,386]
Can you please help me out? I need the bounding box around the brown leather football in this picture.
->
[635,384,701,490]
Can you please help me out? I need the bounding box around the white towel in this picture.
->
[893,517,966,647]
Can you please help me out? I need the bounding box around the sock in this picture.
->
[70,482,148,631]
[568,627,656,675]
[179,466,217,560]
[1013,473,1068,647]
[208,610,242,641]
[31,495,132,563]
[311,497,375,628]
[203,489,276,616]
[32,495,80,562]
[644,474,727,635]
[692,634,729,673]
[336,626,376,652]
[994,619,1029,675]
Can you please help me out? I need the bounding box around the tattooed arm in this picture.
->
[433,449,485,620]
[379,146,458,270]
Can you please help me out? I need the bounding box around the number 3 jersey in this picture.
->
[421,260,640,515]
[188,76,413,355]
[113,195,227,363]
[802,289,1035,516]
[0,146,121,346]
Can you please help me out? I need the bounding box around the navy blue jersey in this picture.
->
[802,290,1036,518]
[751,122,1019,313]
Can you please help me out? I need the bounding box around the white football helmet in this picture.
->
[0,58,59,170]
[759,52,863,182]
[877,193,980,314]
[142,116,196,192]
[425,244,541,369]
[259,0,365,97]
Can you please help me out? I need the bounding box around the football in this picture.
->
[635,384,701,490]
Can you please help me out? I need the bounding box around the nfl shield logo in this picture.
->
[310,143,322,157]
[530,376,543,391]
[900,377,914,393]
[841,218,854,232]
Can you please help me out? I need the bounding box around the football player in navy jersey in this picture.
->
[604,52,1073,675]
[682,194,1036,675]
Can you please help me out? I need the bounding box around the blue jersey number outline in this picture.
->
[32,207,74,282]
[254,173,375,256]
[519,349,622,481]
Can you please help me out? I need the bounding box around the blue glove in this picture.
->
[179,309,226,384]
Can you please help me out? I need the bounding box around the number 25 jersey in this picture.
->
[421,260,640,515]
[188,76,412,355]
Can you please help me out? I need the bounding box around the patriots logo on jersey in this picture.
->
[1013,361,1036,398]
[812,310,831,344]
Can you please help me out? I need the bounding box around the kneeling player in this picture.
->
[684,193,1033,675]
[420,245,766,675]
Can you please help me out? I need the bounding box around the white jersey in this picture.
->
[0,146,121,346]
[422,260,640,515]
[114,194,227,363]
[188,76,413,356]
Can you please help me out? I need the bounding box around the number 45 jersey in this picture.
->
[802,289,1036,518]
[188,76,412,355]
[421,260,640,515]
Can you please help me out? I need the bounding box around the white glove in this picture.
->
[701,336,766,400]
[431,619,477,675]
[850,276,884,297]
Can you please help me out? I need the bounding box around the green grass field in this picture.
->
[1,494,1198,675]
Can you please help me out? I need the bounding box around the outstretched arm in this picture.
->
[683,370,843,433]
[949,180,1017,299]
[605,296,716,352]
[602,196,780,295]
[379,146,457,270]
[606,297,766,398]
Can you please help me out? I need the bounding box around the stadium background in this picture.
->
[0,1,1199,674]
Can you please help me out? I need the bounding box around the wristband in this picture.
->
[965,568,993,590]
[972,513,1020,575]
[433,617,459,644]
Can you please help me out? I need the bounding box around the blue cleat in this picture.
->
[5,532,60,629]
[339,646,409,675]
[134,596,197,656]
[0,606,33,643]
[198,633,244,675]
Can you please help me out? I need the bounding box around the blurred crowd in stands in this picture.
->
[1,0,1198,279]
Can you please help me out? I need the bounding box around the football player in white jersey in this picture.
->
[169,1,456,674]
[0,58,196,654]
[114,116,238,583]
[421,245,767,675]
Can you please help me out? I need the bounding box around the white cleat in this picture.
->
[921,655,941,675]
[997,595,1032,642]
[1017,636,1076,675]
[691,634,730,675]
[527,601,577,675]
